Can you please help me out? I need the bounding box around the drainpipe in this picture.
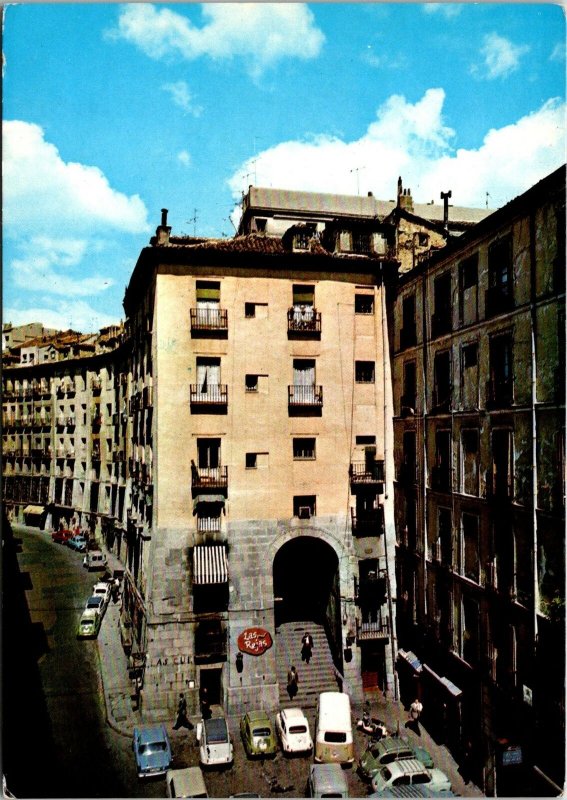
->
[529,211,540,692]
[381,260,399,700]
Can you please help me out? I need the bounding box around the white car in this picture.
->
[196,717,233,767]
[92,582,112,608]
[275,708,313,755]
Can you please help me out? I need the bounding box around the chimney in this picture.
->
[440,191,452,234]
[155,207,171,246]
[397,179,414,213]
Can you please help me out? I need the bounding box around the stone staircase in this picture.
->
[276,621,340,708]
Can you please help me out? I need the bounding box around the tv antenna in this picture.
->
[350,166,366,196]
[186,208,198,237]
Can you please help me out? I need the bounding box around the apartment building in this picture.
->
[120,212,398,714]
[391,166,565,796]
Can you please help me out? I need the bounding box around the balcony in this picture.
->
[287,308,321,339]
[190,308,228,338]
[288,385,323,412]
[351,508,383,537]
[486,378,513,409]
[399,326,417,351]
[485,285,513,319]
[190,384,228,410]
[431,312,452,339]
[196,515,222,534]
[192,465,228,492]
[91,378,102,393]
[356,616,390,643]
[430,465,452,492]
[349,460,384,488]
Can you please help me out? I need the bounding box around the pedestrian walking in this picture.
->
[409,698,423,721]
[301,632,313,664]
[173,692,193,730]
[287,665,299,699]
[199,686,211,719]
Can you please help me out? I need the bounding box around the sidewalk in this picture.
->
[96,606,482,795]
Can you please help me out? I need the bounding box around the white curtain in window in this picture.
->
[197,361,220,396]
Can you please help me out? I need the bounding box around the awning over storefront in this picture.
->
[397,649,423,672]
[192,495,226,515]
[423,663,463,698]
[193,545,228,585]
[23,505,45,515]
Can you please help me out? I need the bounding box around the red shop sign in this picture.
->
[238,627,273,656]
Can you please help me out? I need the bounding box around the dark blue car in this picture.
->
[133,724,172,778]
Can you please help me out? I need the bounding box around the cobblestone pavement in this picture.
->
[97,601,483,797]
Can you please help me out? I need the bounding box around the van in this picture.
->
[83,550,108,571]
[314,692,354,765]
[166,767,208,798]
[308,763,349,797]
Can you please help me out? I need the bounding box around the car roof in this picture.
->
[376,737,414,754]
[310,763,348,791]
[81,608,98,619]
[89,550,104,556]
[371,787,456,798]
[281,708,306,722]
[204,717,228,738]
[385,759,429,777]
[93,582,109,590]
[166,767,207,796]
[246,710,270,723]
[135,724,167,742]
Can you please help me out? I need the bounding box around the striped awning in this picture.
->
[23,505,45,515]
[193,545,228,585]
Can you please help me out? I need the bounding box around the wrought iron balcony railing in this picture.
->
[191,465,228,491]
[190,307,228,333]
[190,384,228,406]
[287,308,321,336]
[288,385,323,407]
[349,460,385,485]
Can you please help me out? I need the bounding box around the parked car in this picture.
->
[132,724,172,779]
[370,759,452,795]
[275,707,313,755]
[85,595,105,615]
[83,550,107,570]
[92,581,112,608]
[67,535,88,552]
[307,763,349,798]
[76,608,102,639]
[166,767,208,798]
[52,529,73,544]
[196,717,233,767]
[359,737,434,780]
[240,710,278,758]
[369,787,457,798]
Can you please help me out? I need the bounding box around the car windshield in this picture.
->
[139,742,167,754]
[381,767,392,781]
[289,725,307,734]
[205,719,228,743]
[80,621,93,628]
[252,727,271,737]
[324,732,347,743]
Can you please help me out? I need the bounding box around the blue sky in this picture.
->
[3,2,565,332]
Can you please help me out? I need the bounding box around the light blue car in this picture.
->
[133,724,172,778]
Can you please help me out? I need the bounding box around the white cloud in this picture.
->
[227,90,565,218]
[3,120,150,235]
[108,3,325,77]
[177,150,192,167]
[10,237,115,297]
[162,81,203,116]
[472,33,530,80]
[4,300,118,334]
[423,4,463,19]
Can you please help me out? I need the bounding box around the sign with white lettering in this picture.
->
[237,627,273,656]
[502,746,523,766]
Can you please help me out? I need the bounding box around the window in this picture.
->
[197,438,220,469]
[438,507,452,566]
[245,453,257,469]
[491,429,514,499]
[486,236,513,317]
[402,361,416,412]
[400,294,416,349]
[293,438,316,460]
[245,303,256,318]
[417,232,429,247]
[488,333,513,407]
[293,495,316,518]
[355,294,374,314]
[196,357,220,395]
[255,218,267,233]
[400,431,416,484]
[461,342,479,409]
[433,350,451,411]
[462,513,480,582]
[462,595,480,665]
[461,429,479,495]
[432,272,452,337]
[293,230,310,250]
[432,430,451,492]
[459,253,479,325]
[355,361,375,384]
[245,374,258,392]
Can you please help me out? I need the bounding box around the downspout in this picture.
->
[529,212,540,685]
[381,260,399,700]
[421,260,430,642]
